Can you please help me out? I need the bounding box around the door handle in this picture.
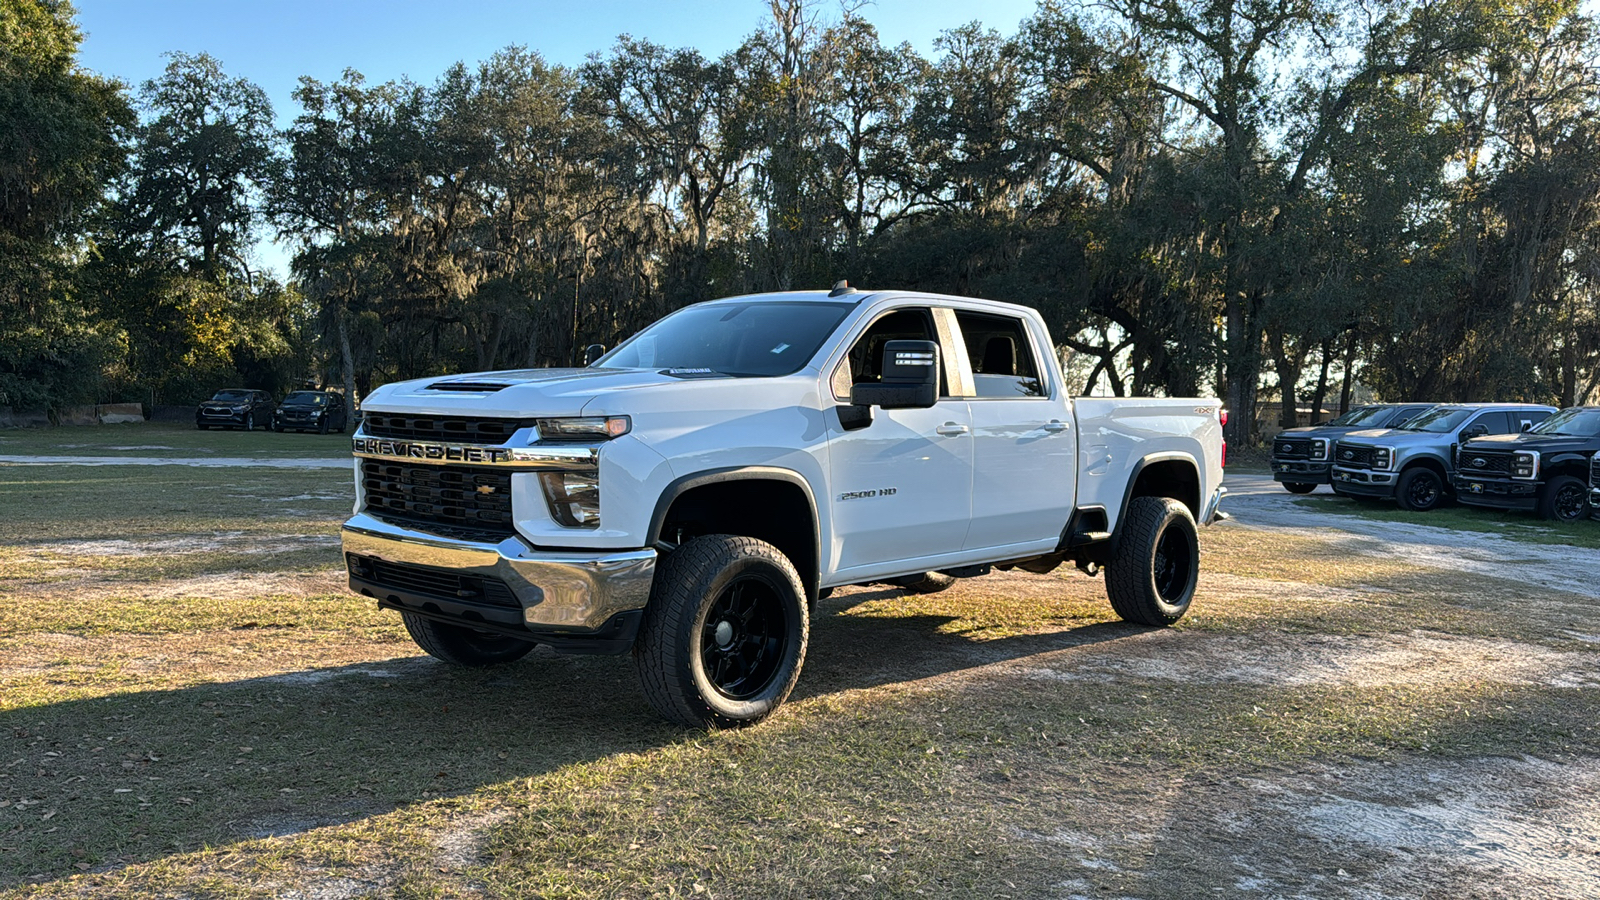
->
[1043,420,1069,433]
[936,422,969,436]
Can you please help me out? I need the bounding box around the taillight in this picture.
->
[1219,408,1228,467]
[1220,408,1229,427]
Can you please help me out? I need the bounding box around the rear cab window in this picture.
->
[952,310,1046,399]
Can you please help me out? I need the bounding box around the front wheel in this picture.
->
[1396,467,1446,512]
[634,535,808,729]
[1538,475,1591,523]
[402,613,536,666]
[1105,496,1199,626]
[243,412,255,431]
[1283,482,1317,494]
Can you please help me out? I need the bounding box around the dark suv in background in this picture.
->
[1453,406,1600,523]
[272,390,350,434]
[1271,403,1436,493]
[196,389,275,430]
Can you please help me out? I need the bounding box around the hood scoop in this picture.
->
[425,380,513,393]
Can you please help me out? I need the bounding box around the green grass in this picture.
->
[1291,494,1600,550]
[1,458,1597,897]
[0,422,351,459]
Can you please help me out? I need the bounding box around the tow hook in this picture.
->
[1075,560,1100,577]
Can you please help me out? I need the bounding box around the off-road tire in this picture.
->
[633,535,808,729]
[1537,475,1590,523]
[1283,482,1317,494]
[895,572,956,593]
[1396,467,1446,512]
[1106,496,1199,626]
[401,612,536,667]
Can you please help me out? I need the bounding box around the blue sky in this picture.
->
[75,0,1042,108]
[73,0,1041,277]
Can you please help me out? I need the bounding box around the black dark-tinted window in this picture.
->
[1390,406,1432,426]
[212,390,251,402]
[834,308,948,399]
[1400,407,1472,433]
[954,311,1044,398]
[1519,409,1553,431]
[599,301,855,377]
[1530,408,1597,435]
[1466,412,1509,435]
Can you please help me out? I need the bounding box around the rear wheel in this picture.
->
[1283,482,1317,494]
[634,535,808,729]
[1538,475,1591,523]
[1396,467,1446,512]
[1106,496,1198,626]
[402,613,536,667]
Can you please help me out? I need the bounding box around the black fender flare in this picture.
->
[1111,451,1201,548]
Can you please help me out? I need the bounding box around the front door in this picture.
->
[824,306,974,576]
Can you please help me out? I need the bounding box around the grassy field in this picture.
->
[2,445,1598,898]
[1291,493,1600,550]
[0,422,350,459]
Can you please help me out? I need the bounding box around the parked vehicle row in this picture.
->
[1275,401,1600,524]
[195,389,351,434]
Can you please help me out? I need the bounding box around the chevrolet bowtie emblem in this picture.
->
[476,484,496,495]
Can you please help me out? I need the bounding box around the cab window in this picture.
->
[1465,412,1508,435]
[832,308,951,401]
[953,311,1045,399]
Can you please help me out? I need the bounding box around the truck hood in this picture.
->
[1277,424,1369,438]
[1461,432,1597,453]
[362,367,735,418]
[1337,428,1440,447]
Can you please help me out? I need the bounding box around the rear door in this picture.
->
[824,305,975,574]
[953,308,1076,553]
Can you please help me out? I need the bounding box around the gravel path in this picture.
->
[1222,471,1599,599]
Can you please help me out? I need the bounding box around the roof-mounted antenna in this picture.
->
[828,280,855,297]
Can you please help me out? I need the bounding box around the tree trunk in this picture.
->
[338,312,357,412]
[1338,331,1358,414]
[1309,338,1333,425]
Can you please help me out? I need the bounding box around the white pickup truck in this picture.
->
[342,287,1226,727]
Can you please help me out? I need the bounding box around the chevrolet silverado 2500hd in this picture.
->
[341,288,1227,727]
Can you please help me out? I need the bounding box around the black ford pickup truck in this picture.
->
[1271,403,1435,494]
[1453,406,1600,523]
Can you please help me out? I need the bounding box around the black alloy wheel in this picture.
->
[1105,496,1199,626]
[1152,525,1194,604]
[1397,468,1445,512]
[1539,475,1590,523]
[700,578,788,701]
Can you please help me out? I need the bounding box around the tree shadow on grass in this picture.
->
[0,593,1142,885]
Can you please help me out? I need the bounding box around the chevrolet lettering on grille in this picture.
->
[352,437,513,464]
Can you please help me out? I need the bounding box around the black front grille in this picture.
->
[1458,451,1513,476]
[361,412,533,444]
[1273,437,1312,460]
[1336,444,1375,468]
[360,461,515,535]
[346,554,519,609]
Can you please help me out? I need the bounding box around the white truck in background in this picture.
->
[341,286,1227,727]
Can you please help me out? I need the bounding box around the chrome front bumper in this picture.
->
[340,513,656,636]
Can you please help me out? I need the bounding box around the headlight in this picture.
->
[540,472,600,527]
[1372,447,1392,470]
[1311,438,1328,460]
[535,416,631,441]
[1512,451,1539,480]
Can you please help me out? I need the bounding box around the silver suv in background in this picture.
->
[1270,403,1436,494]
[1331,403,1557,511]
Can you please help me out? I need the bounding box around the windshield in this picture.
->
[211,390,251,402]
[1328,406,1388,427]
[1398,407,1472,433]
[284,392,329,406]
[1531,407,1600,437]
[598,301,856,377]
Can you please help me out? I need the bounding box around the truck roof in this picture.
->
[699,288,1034,315]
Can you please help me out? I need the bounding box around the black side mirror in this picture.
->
[583,344,606,366]
[1464,424,1489,438]
[850,340,939,410]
